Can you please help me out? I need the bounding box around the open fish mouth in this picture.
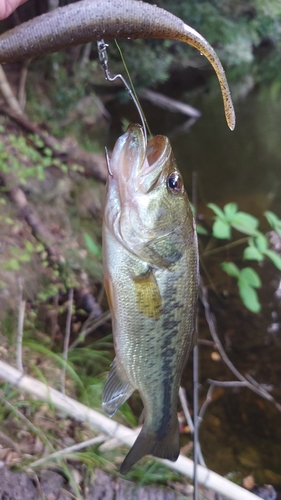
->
[110,124,171,194]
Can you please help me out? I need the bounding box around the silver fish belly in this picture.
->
[102,124,199,473]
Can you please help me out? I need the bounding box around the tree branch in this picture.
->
[199,277,281,412]
[0,360,260,500]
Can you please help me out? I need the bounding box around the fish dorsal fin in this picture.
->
[132,269,162,319]
[102,358,134,416]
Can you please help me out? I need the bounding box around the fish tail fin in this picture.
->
[120,418,180,474]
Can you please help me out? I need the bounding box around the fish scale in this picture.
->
[102,124,198,472]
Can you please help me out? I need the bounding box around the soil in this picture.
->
[0,466,201,500]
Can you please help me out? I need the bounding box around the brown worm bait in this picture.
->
[0,0,235,129]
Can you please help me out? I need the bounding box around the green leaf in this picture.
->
[264,211,281,235]
[196,224,208,235]
[231,211,259,235]
[43,147,53,157]
[239,267,261,288]
[84,232,102,258]
[224,202,238,221]
[243,246,264,261]
[35,243,45,252]
[37,165,45,181]
[221,261,240,278]
[255,232,268,252]
[213,219,231,239]
[25,241,34,253]
[263,249,281,270]
[5,258,21,271]
[238,283,261,313]
[19,253,32,263]
[207,203,226,220]
[60,163,68,173]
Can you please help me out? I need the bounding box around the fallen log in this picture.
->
[141,89,201,118]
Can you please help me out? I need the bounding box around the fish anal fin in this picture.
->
[120,418,180,474]
[132,269,162,320]
[102,358,134,417]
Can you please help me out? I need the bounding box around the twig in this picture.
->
[18,59,31,110]
[178,387,206,468]
[168,117,198,139]
[0,360,260,500]
[197,339,215,347]
[61,489,80,500]
[69,310,111,350]
[198,385,215,425]
[178,386,194,433]
[0,65,23,115]
[0,430,21,453]
[16,278,25,373]
[2,397,54,452]
[80,42,92,69]
[244,373,274,396]
[61,288,74,395]
[141,89,201,118]
[30,434,106,468]
[207,380,248,388]
[199,277,281,412]
[202,237,249,257]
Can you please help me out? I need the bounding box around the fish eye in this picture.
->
[167,172,183,194]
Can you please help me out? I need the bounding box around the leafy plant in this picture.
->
[0,132,67,185]
[208,202,259,239]
[221,262,261,312]
[206,203,281,312]
[4,241,45,271]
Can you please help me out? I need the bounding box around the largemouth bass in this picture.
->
[0,0,235,130]
[102,124,199,473]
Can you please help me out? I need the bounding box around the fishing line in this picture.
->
[114,39,153,140]
[97,39,148,145]
[192,170,199,500]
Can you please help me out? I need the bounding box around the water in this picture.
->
[108,85,281,215]
[171,90,281,216]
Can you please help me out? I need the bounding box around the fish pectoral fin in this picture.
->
[102,358,134,417]
[132,269,162,319]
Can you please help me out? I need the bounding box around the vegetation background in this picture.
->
[0,0,281,498]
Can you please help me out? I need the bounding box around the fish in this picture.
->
[0,0,235,130]
[102,123,199,473]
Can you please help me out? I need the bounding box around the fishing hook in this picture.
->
[97,39,148,146]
